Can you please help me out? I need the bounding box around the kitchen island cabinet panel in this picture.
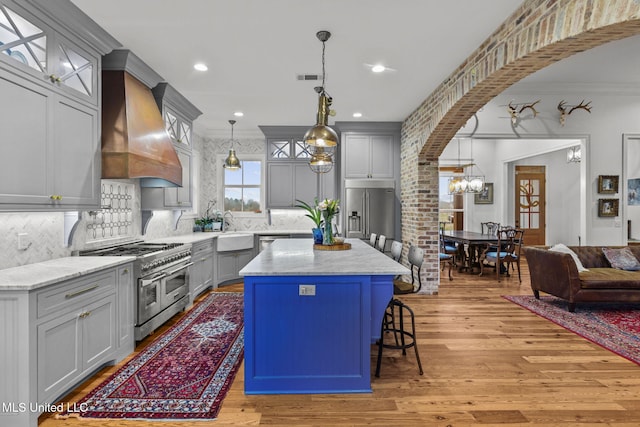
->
[246,275,369,393]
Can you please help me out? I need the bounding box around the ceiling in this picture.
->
[71,0,526,137]
[70,1,640,139]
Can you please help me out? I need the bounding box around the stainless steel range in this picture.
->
[80,241,192,341]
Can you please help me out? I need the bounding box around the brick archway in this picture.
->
[401,0,640,293]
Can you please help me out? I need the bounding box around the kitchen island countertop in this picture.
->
[240,238,409,276]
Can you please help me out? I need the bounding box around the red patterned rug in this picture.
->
[58,292,244,420]
[504,295,640,365]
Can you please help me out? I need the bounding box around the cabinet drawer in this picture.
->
[192,239,214,255]
[37,270,116,319]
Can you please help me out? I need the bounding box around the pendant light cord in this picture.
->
[321,39,326,91]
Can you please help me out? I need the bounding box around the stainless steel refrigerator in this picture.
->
[345,180,395,240]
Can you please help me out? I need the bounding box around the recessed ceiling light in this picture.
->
[194,63,208,71]
[233,111,244,117]
[352,112,363,118]
[371,64,386,73]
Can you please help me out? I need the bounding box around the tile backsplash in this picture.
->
[0,134,319,271]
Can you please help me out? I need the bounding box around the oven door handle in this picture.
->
[166,262,194,276]
[140,273,166,288]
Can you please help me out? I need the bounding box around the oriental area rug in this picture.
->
[57,292,244,421]
[504,295,640,366]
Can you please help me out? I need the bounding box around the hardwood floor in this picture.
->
[39,262,640,426]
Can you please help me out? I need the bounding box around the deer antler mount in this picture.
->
[557,100,592,126]
[506,100,540,127]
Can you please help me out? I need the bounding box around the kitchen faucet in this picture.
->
[223,210,234,232]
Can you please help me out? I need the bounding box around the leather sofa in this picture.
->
[523,245,640,312]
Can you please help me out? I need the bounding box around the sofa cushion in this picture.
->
[602,247,640,271]
[549,243,589,272]
[579,268,640,289]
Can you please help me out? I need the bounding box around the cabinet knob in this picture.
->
[50,195,62,201]
[123,268,129,273]
[49,74,61,83]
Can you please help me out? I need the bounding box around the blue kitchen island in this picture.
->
[239,238,410,394]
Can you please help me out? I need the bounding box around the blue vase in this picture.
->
[322,216,334,245]
[312,228,323,244]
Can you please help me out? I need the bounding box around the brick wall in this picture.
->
[401,0,640,293]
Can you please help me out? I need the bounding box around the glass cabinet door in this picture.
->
[51,42,93,96]
[0,5,47,72]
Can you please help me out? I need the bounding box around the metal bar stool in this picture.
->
[375,297,423,377]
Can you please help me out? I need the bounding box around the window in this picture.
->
[220,155,264,214]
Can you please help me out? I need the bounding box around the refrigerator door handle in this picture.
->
[362,191,367,237]
[365,190,370,237]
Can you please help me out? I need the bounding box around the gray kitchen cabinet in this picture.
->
[217,248,254,285]
[261,126,337,208]
[35,267,120,404]
[141,144,193,209]
[267,162,318,208]
[336,122,401,181]
[0,260,133,427]
[116,264,134,354]
[343,134,395,179]
[0,68,99,209]
[190,238,215,304]
[141,83,202,210]
[37,294,116,403]
[0,0,117,211]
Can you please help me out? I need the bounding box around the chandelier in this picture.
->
[447,139,485,194]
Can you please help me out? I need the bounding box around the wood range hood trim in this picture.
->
[101,50,182,188]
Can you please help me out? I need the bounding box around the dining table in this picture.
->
[441,230,500,273]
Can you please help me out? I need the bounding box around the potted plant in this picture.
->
[195,201,222,232]
[296,198,323,244]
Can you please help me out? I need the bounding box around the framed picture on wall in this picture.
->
[474,183,493,204]
[598,175,619,194]
[628,178,640,205]
[598,198,619,217]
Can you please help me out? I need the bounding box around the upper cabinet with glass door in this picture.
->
[0,2,97,104]
[268,138,312,160]
[152,82,202,148]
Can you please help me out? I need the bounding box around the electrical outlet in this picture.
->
[17,233,29,250]
[299,284,316,296]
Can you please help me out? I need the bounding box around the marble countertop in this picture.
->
[146,229,312,245]
[240,238,410,276]
[0,256,136,291]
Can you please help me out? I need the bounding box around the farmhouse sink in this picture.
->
[217,233,254,252]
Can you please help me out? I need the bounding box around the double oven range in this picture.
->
[80,241,192,341]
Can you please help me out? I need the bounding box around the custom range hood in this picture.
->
[101,50,181,187]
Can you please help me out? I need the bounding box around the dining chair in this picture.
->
[369,233,378,247]
[481,221,500,236]
[376,234,387,253]
[479,228,524,282]
[439,233,453,281]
